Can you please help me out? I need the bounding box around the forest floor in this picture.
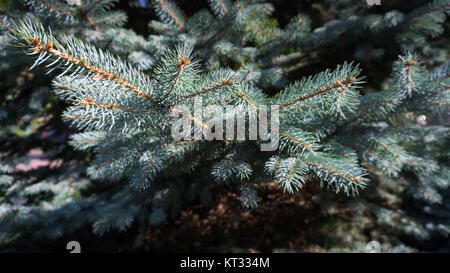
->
[1,181,373,253]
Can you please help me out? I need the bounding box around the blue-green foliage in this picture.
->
[0,0,448,248]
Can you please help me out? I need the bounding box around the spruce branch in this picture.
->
[240,182,258,209]
[273,62,362,115]
[304,153,369,195]
[72,0,101,32]
[232,89,318,153]
[0,13,13,33]
[82,0,104,16]
[153,0,187,32]
[12,19,156,103]
[33,0,75,17]
[208,0,231,18]
[9,15,449,213]
[265,156,307,193]
[407,0,450,21]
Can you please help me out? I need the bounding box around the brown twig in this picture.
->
[26,37,156,103]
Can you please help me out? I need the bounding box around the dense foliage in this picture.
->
[0,0,448,252]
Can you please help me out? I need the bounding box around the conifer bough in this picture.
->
[1,0,448,238]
